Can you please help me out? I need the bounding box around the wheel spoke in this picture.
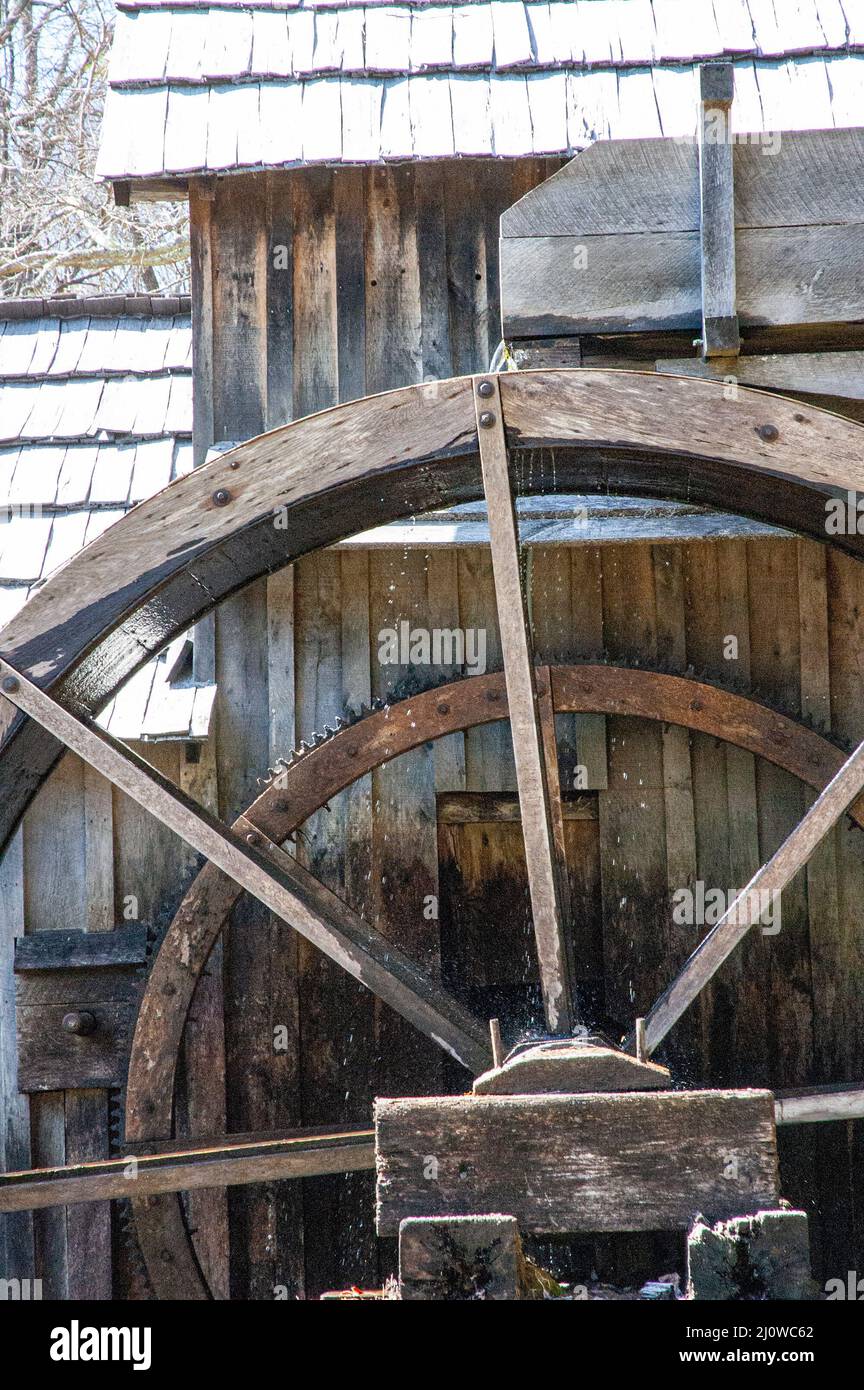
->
[475,375,575,1034]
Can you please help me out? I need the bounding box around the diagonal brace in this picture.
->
[0,661,491,1075]
[635,731,864,1056]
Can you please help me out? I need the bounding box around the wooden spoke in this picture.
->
[0,658,491,1077]
[635,733,864,1056]
[474,376,574,1034]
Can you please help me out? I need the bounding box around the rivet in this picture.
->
[212,488,232,506]
[477,380,494,398]
[1,675,19,694]
[478,411,496,429]
[757,424,779,443]
[229,459,240,470]
[436,701,450,715]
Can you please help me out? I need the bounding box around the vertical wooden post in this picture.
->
[189,177,217,685]
[474,375,574,1035]
[697,63,739,360]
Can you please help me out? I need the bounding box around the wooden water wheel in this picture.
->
[3,369,864,1296]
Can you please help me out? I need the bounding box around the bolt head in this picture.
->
[757,423,779,443]
[478,411,496,429]
[246,831,261,846]
[1,675,19,694]
[477,380,494,398]
[436,701,450,715]
[212,488,232,506]
[62,1010,97,1037]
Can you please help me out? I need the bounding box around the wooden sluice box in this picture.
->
[375,1041,780,1237]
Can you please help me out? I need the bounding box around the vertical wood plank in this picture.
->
[265,563,305,1300]
[682,542,732,1083]
[266,172,294,431]
[65,762,114,1300]
[748,537,817,1259]
[569,545,607,790]
[25,753,84,1300]
[652,544,700,1071]
[459,547,513,792]
[190,180,217,683]
[716,538,762,1086]
[599,544,668,1041]
[210,173,276,1301]
[414,163,452,382]
[427,549,466,792]
[0,828,33,1283]
[369,548,442,1092]
[334,169,367,405]
[798,538,852,1281]
[178,741,229,1301]
[365,165,422,393]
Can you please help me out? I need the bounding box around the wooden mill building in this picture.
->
[2,0,864,1301]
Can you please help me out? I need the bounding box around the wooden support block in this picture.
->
[375,1090,779,1236]
[399,1215,523,1301]
[472,1040,670,1095]
[14,926,148,1092]
[688,1209,817,1301]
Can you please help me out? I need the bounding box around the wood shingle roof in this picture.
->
[97,0,864,179]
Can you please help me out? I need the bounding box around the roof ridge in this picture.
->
[0,295,192,322]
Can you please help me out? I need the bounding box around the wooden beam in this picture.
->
[474,376,574,1034]
[376,1090,779,1235]
[0,1126,374,1214]
[0,661,491,1076]
[637,733,864,1057]
[774,1084,864,1127]
[697,63,740,359]
[658,350,864,403]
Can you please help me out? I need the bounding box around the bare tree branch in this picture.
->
[0,0,189,298]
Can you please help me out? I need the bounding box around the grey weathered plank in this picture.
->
[14,926,147,970]
[657,351,864,403]
[502,222,864,336]
[376,1090,780,1235]
[501,128,864,238]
